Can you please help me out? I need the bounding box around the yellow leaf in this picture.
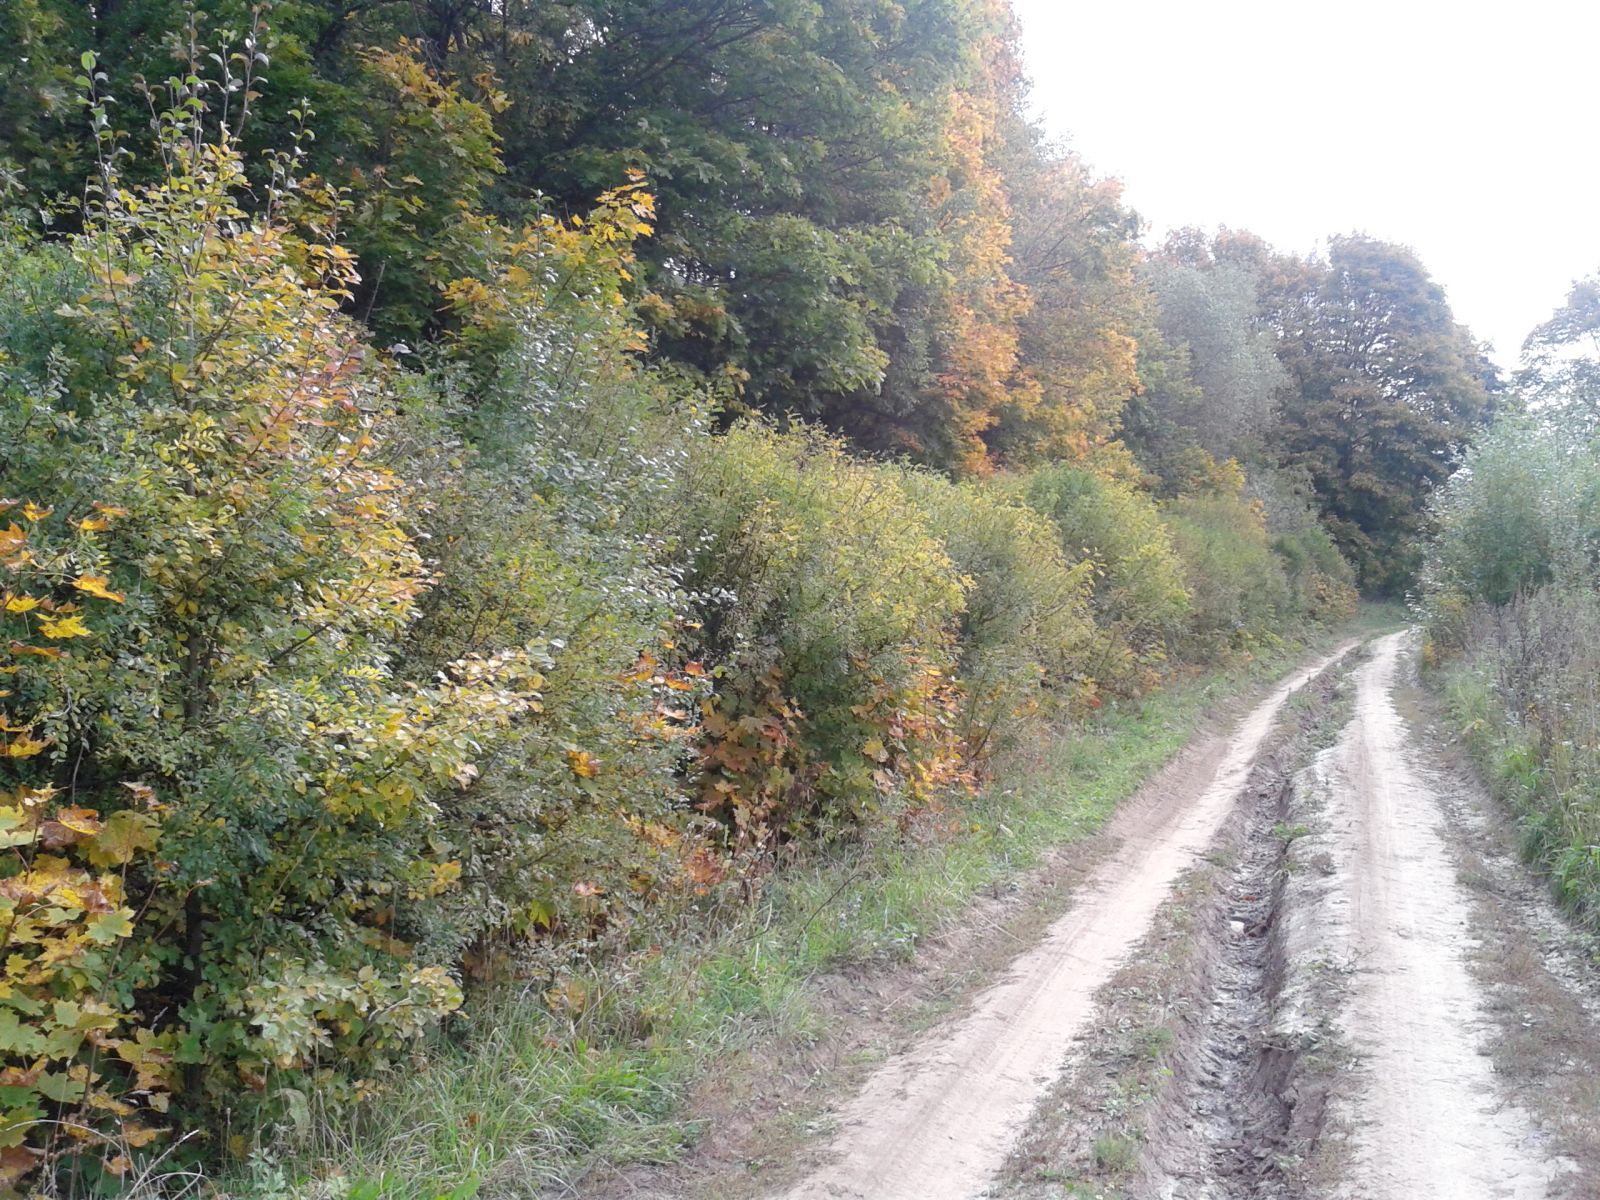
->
[75,516,110,533]
[54,807,102,837]
[427,860,462,896]
[72,576,124,603]
[3,735,49,759]
[119,1123,162,1148]
[19,503,50,522]
[39,616,91,639]
[565,749,600,779]
[1,596,38,614]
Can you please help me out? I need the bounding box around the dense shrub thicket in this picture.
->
[0,40,1361,1199]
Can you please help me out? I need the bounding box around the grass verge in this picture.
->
[227,613,1396,1199]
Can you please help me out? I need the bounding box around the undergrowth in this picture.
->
[231,621,1382,1199]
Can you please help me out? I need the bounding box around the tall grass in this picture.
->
[1435,591,1600,926]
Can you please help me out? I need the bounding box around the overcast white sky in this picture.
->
[1010,0,1600,367]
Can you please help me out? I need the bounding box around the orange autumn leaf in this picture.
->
[54,807,103,837]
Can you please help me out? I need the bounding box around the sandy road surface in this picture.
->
[772,645,1358,1200]
[1308,633,1564,1198]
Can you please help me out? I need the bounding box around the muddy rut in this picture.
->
[765,632,1597,1200]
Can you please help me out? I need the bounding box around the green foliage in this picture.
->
[336,42,505,343]
[1436,594,1600,930]
[681,424,968,844]
[895,468,1098,740]
[1519,274,1600,434]
[0,75,540,1166]
[1422,413,1600,619]
[1163,493,1292,654]
[1266,235,1496,593]
[0,15,1372,1194]
[395,175,718,962]
[1423,407,1600,934]
[1024,465,1190,696]
[1124,247,1287,479]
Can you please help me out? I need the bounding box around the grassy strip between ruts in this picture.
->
[228,609,1402,1200]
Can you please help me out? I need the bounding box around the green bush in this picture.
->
[1023,465,1190,695]
[1423,410,1600,931]
[1164,493,1293,654]
[0,96,711,1182]
[1422,414,1600,624]
[895,468,1097,740]
[679,424,968,844]
[394,180,715,966]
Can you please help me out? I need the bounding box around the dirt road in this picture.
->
[772,645,1358,1200]
[768,633,1597,1200]
[1303,633,1566,1197]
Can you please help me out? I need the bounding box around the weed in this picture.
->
[1091,1131,1140,1174]
[1272,821,1313,843]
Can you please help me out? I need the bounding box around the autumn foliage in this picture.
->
[0,22,1371,1196]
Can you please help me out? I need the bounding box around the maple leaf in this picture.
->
[72,575,124,603]
[54,807,103,836]
[3,735,49,759]
[39,616,92,639]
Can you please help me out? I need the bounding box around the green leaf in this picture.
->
[84,911,135,945]
[33,1071,84,1105]
[0,1011,46,1057]
[80,51,96,71]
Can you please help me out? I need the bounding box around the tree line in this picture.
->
[0,2,1491,1191]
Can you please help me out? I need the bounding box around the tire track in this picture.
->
[771,645,1359,1200]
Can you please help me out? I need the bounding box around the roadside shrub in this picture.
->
[1423,410,1600,930]
[1440,591,1600,927]
[0,99,545,1163]
[1023,465,1190,695]
[1422,414,1600,630]
[392,175,719,965]
[1164,493,1293,654]
[1247,465,1358,626]
[0,75,750,1191]
[895,469,1098,739]
[681,424,968,846]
